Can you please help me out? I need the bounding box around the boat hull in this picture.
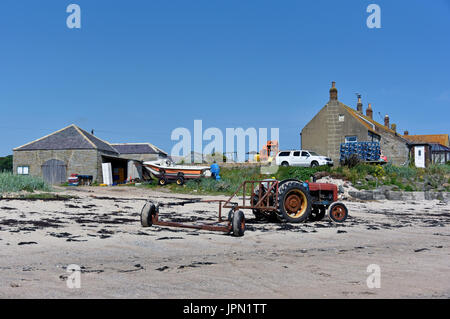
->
[143,163,209,180]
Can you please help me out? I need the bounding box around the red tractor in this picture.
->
[250,179,348,223]
[140,179,348,237]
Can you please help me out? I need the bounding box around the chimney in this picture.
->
[384,115,390,128]
[356,94,363,113]
[404,130,409,136]
[329,81,338,101]
[366,103,373,119]
[391,123,397,132]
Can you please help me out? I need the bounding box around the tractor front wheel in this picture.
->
[328,202,348,223]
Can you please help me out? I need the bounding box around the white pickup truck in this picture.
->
[275,150,334,167]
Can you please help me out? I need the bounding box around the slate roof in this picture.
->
[14,124,119,153]
[111,143,167,155]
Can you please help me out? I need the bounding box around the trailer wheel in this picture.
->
[309,207,326,221]
[176,176,185,185]
[141,202,156,227]
[277,181,312,223]
[158,177,168,186]
[328,202,348,223]
[232,210,245,237]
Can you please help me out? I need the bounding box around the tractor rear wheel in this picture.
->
[277,181,312,223]
[141,202,156,227]
[232,210,245,237]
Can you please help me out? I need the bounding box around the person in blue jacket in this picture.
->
[210,162,221,180]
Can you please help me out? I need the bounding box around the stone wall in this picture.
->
[349,189,449,201]
[302,101,370,164]
[13,149,100,182]
[301,103,330,157]
[377,130,409,165]
[96,153,105,184]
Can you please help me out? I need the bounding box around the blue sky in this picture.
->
[0,0,449,156]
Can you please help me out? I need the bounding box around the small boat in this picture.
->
[143,159,210,185]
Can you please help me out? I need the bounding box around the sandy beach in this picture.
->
[0,186,449,298]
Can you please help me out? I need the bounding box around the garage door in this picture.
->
[42,159,67,184]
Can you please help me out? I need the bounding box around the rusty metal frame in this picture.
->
[148,180,280,234]
[222,180,279,211]
[151,199,234,233]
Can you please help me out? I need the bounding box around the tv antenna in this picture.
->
[377,112,384,121]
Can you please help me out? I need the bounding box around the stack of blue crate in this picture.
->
[340,141,381,162]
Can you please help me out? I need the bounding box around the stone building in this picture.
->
[13,124,166,184]
[402,133,450,167]
[301,82,410,165]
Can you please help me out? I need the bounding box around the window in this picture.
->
[345,136,358,143]
[301,151,309,157]
[17,166,29,175]
[368,132,381,142]
[293,151,300,156]
[338,114,345,122]
[278,152,290,157]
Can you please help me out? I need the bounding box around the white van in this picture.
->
[275,150,333,167]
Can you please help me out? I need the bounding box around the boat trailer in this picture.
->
[140,179,348,237]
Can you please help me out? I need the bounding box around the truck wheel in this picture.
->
[281,161,289,167]
[310,161,319,167]
[158,177,168,186]
[176,176,185,185]
[141,202,156,227]
[277,181,312,223]
[309,207,326,221]
[232,210,245,237]
[328,202,348,223]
